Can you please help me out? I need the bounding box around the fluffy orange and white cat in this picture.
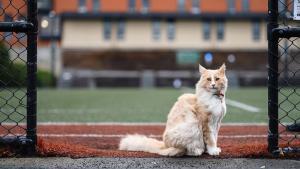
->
[119,64,228,156]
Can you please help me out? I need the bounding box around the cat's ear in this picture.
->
[219,63,226,74]
[199,64,207,75]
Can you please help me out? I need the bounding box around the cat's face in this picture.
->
[197,64,228,93]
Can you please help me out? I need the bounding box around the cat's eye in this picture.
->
[215,77,220,81]
[207,78,211,81]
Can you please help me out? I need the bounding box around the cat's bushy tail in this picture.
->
[119,134,183,156]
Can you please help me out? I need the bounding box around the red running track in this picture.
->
[1,124,299,158]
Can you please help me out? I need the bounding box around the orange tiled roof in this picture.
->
[51,0,267,14]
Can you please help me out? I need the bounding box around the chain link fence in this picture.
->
[268,0,300,155]
[0,0,37,154]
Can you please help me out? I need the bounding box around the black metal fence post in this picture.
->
[26,0,38,154]
[267,0,279,154]
[268,0,300,156]
[0,0,38,155]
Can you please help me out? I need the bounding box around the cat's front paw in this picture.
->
[207,146,221,156]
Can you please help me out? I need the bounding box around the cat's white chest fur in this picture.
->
[197,89,226,117]
[197,89,226,135]
[205,97,224,116]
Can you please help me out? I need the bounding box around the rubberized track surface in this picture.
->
[35,124,300,158]
[1,124,300,158]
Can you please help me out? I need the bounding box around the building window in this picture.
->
[242,0,249,12]
[252,21,260,41]
[227,0,235,13]
[216,21,224,40]
[92,0,100,12]
[191,0,200,14]
[278,0,286,13]
[37,0,52,13]
[141,0,149,13]
[78,0,87,13]
[39,14,61,39]
[152,20,161,41]
[4,14,13,40]
[117,20,126,40]
[103,20,111,40]
[203,21,211,40]
[177,0,185,13]
[129,0,135,13]
[167,20,175,41]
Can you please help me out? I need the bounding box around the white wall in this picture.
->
[62,19,268,51]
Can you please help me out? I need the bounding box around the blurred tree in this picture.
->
[0,42,9,66]
[0,42,53,87]
[0,43,27,86]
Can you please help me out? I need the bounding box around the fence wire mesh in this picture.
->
[0,0,29,142]
[270,0,300,154]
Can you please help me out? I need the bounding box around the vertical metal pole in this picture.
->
[50,39,56,86]
[50,11,56,87]
[27,0,38,154]
[267,0,279,153]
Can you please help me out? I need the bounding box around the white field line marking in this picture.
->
[41,109,101,114]
[0,108,103,114]
[2,102,261,114]
[181,88,261,113]
[34,134,297,139]
[38,122,166,126]
[226,99,261,113]
[1,122,268,126]
[0,108,110,114]
[19,99,262,115]
[4,133,297,138]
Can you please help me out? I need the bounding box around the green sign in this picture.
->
[176,51,200,65]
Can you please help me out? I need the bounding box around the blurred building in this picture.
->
[1,0,271,87]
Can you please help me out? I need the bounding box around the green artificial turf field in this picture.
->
[37,87,269,123]
[1,87,298,123]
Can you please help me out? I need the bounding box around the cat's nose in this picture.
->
[212,84,216,87]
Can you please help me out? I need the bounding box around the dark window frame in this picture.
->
[227,0,235,13]
[191,0,200,14]
[38,14,61,40]
[216,21,225,40]
[177,0,185,13]
[117,19,126,40]
[152,20,161,41]
[92,0,100,12]
[103,19,112,40]
[78,0,87,12]
[167,19,176,41]
[141,0,149,13]
[252,21,260,41]
[37,0,52,13]
[278,0,286,13]
[203,21,211,40]
[129,0,136,13]
[242,0,249,12]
